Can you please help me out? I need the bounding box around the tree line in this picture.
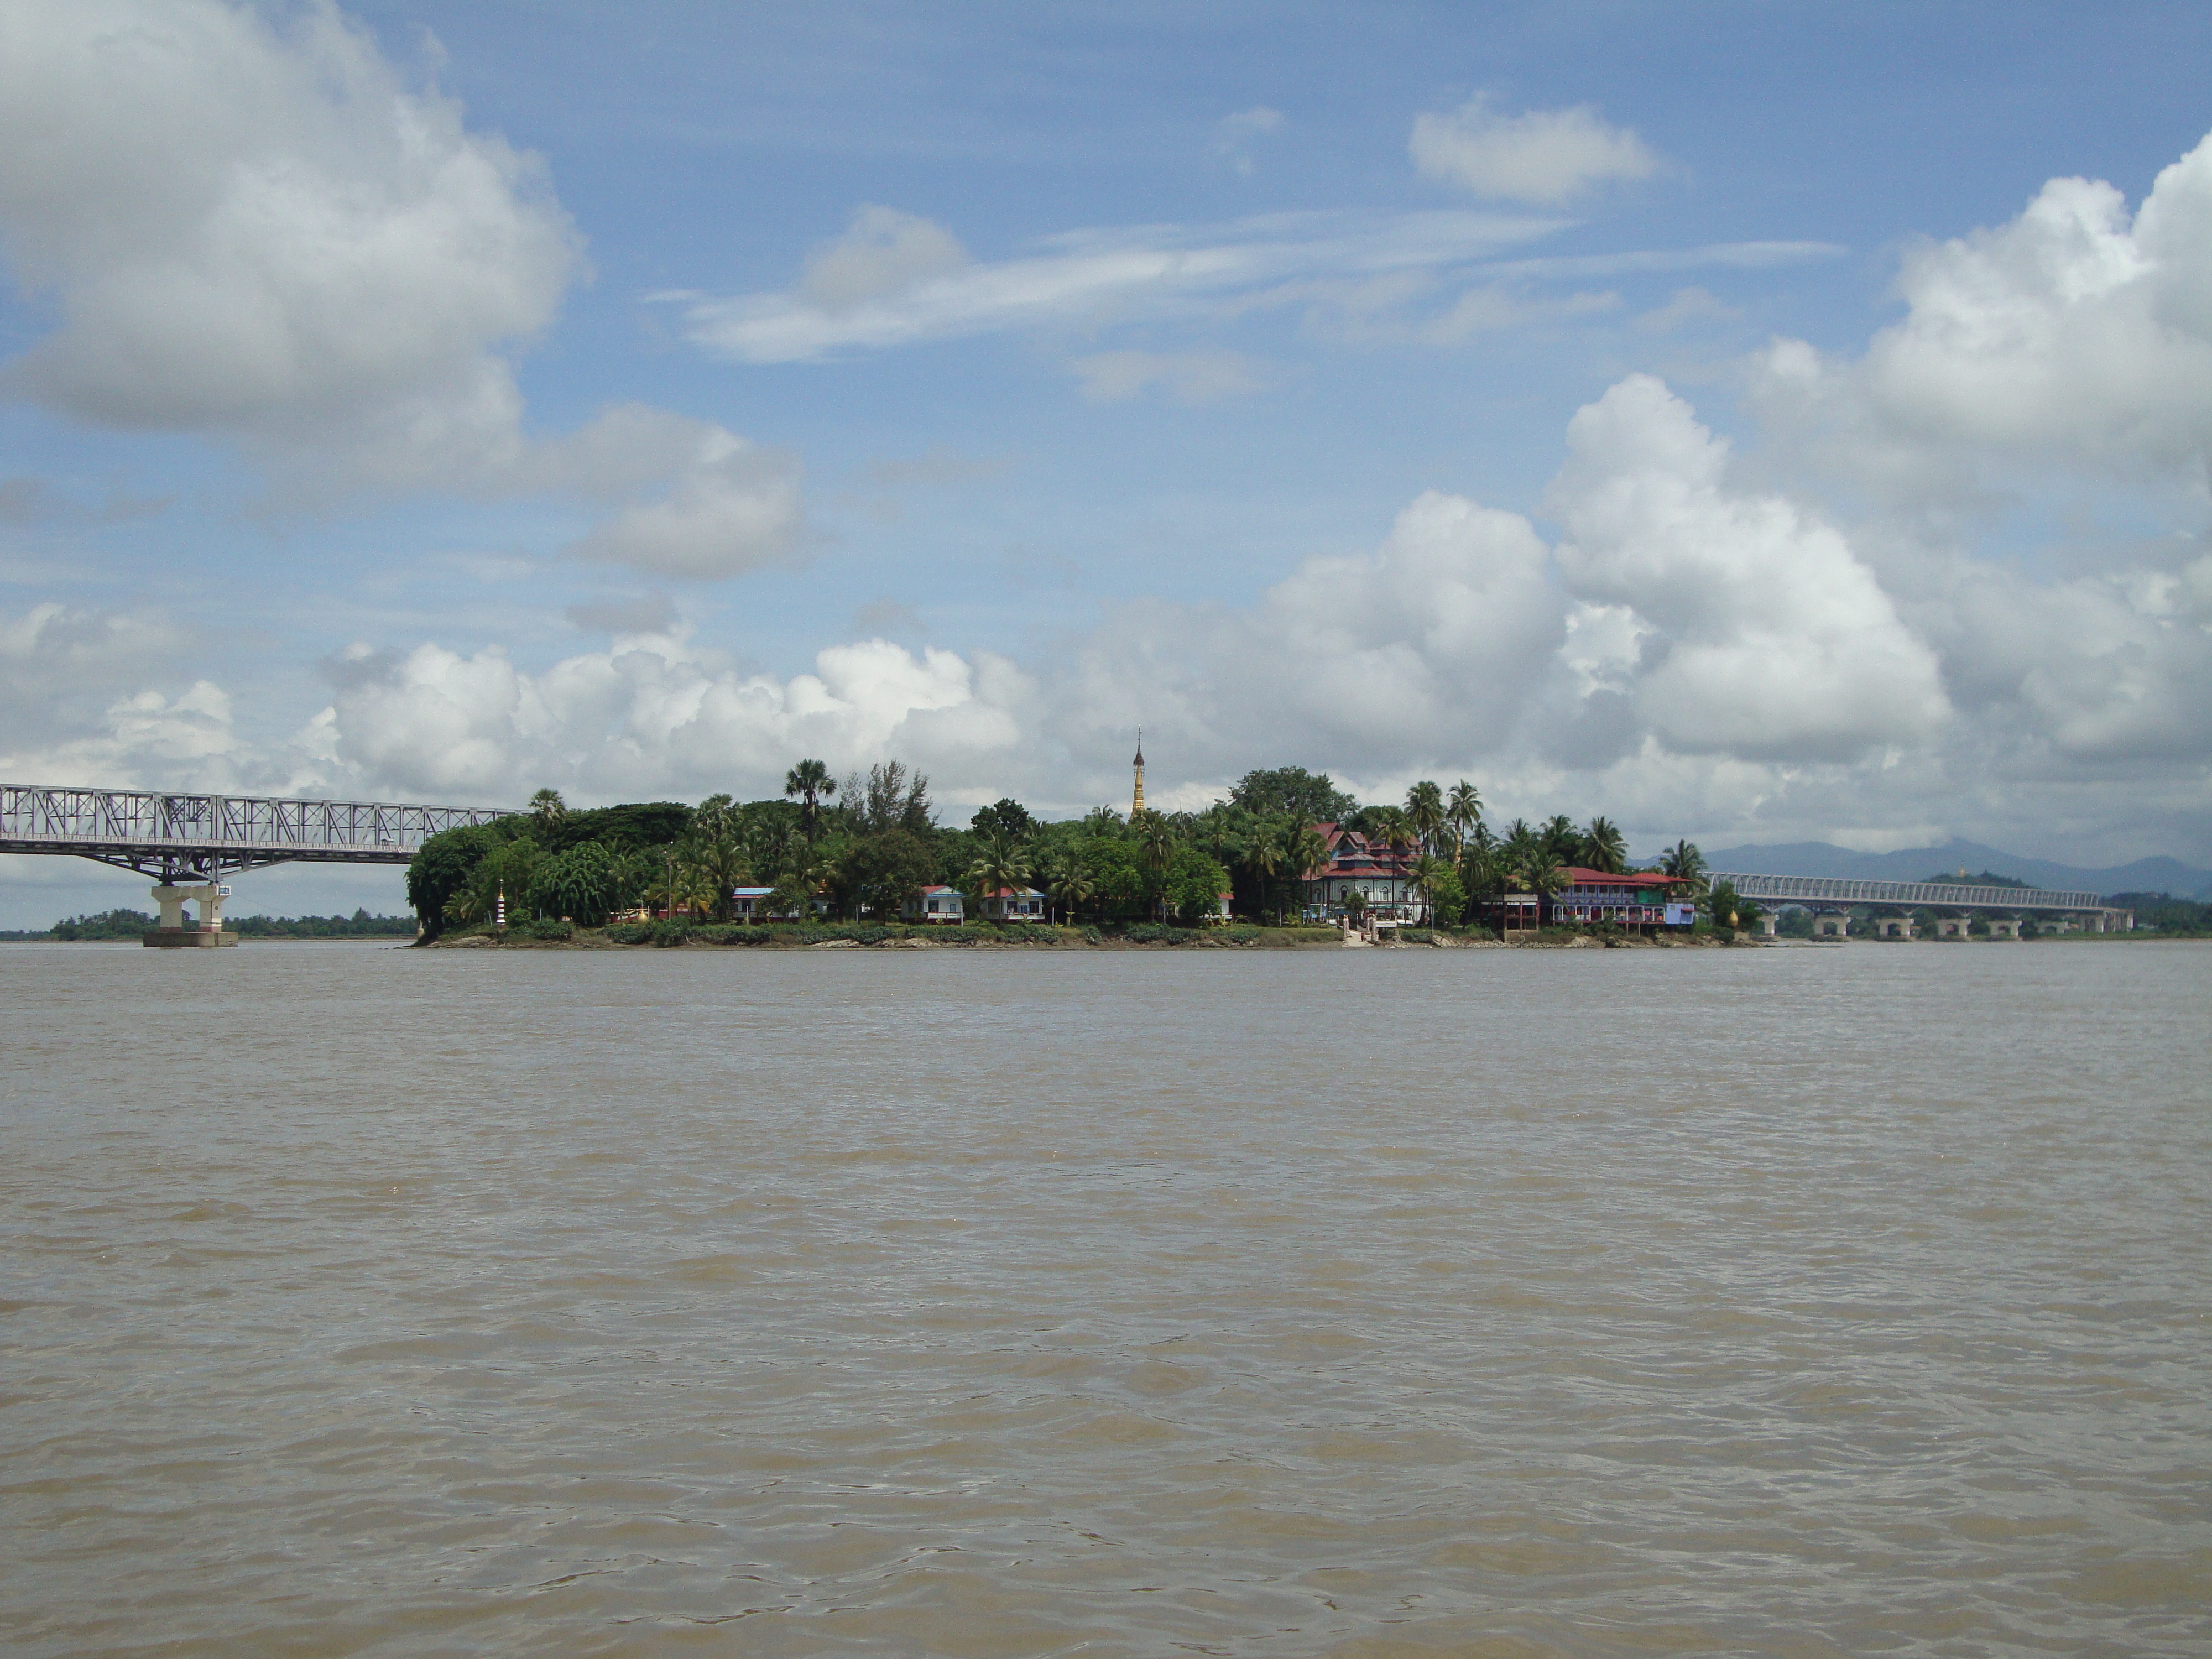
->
[404,760,1725,940]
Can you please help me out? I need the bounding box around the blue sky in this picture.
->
[4,1,2211,922]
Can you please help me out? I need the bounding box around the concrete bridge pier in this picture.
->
[1986,917,2021,939]
[145,881,237,947]
[1813,915,1849,939]
[1875,915,1916,940]
[1933,915,1971,940]
[1757,915,1778,937]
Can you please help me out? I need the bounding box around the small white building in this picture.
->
[977,886,1048,922]
[907,884,965,923]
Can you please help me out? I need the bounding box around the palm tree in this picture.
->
[1522,853,1569,930]
[1039,843,1095,925]
[1460,842,1504,936]
[1540,813,1580,867]
[1405,780,1444,857]
[1243,822,1283,923]
[1661,838,1709,894]
[689,834,752,922]
[1580,816,1627,875]
[966,828,1032,922]
[1444,780,1483,870]
[1132,808,1176,921]
[1282,821,1328,925]
[529,788,566,832]
[784,759,837,846]
[1408,851,1444,926]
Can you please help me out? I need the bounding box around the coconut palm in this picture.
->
[966,828,1032,922]
[1444,780,1483,869]
[1540,813,1580,866]
[529,788,566,832]
[1282,820,1329,924]
[1580,816,1627,875]
[1661,838,1709,894]
[688,834,752,922]
[1039,842,1095,925]
[783,759,837,846]
[1132,808,1176,921]
[1405,780,1445,857]
[1408,851,1444,926]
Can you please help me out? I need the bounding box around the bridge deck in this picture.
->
[1,783,513,879]
[1711,872,2109,913]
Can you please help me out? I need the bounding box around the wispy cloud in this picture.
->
[672,208,1566,362]
[671,206,1844,365]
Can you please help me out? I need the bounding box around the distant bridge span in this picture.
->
[1712,871,2128,926]
[1,782,515,883]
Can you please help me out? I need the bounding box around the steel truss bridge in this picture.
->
[1710,872,2119,919]
[1,783,514,881]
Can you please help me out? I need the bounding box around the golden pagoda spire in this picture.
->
[1130,729,1145,817]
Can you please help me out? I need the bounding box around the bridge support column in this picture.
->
[1813,915,1848,939]
[1757,915,1778,937]
[144,882,237,947]
[1934,915,1970,940]
[1876,916,1916,940]
[1986,917,2020,939]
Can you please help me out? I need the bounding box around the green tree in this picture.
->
[529,788,567,833]
[1540,813,1580,865]
[686,833,752,921]
[784,759,837,845]
[1408,850,1444,925]
[405,822,504,941]
[969,797,1035,841]
[1281,820,1328,924]
[1228,765,1358,825]
[1661,839,1709,893]
[532,841,622,927]
[839,828,938,920]
[1405,780,1444,856]
[1131,808,1177,921]
[965,828,1033,920]
[1162,844,1232,924]
[1444,780,1483,869]
[1037,841,1095,925]
[1579,816,1627,874]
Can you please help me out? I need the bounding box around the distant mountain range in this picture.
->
[1676,838,2212,900]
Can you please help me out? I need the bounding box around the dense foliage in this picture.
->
[401,759,1738,941]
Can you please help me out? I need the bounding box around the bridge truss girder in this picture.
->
[1,783,513,884]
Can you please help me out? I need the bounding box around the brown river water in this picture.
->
[3,940,2208,1657]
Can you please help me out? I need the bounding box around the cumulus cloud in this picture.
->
[0,0,797,577]
[1411,97,1660,205]
[1548,376,1950,760]
[319,630,1032,803]
[0,0,577,439]
[1755,128,2212,493]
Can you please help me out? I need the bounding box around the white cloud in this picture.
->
[317,630,1034,804]
[677,207,1567,362]
[797,205,971,312]
[0,0,797,580]
[0,0,577,438]
[1411,97,1660,206]
[1547,375,1950,760]
[1755,128,2212,492]
[1070,348,1269,404]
